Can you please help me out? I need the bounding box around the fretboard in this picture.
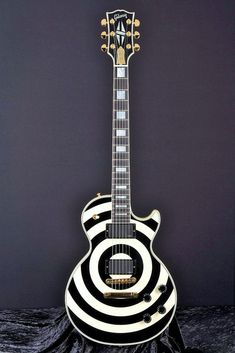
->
[111,66,131,223]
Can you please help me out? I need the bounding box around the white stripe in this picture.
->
[116,185,127,189]
[116,195,126,199]
[115,205,127,208]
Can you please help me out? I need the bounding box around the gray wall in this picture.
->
[0,0,234,308]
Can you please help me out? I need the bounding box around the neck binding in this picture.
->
[111,66,131,224]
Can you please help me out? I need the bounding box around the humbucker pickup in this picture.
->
[105,259,136,275]
[106,223,136,238]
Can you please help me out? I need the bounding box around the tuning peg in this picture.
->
[134,31,140,39]
[134,43,140,52]
[101,31,108,39]
[101,44,108,52]
[134,19,140,27]
[101,18,108,26]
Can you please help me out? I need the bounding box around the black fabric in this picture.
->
[0,306,233,353]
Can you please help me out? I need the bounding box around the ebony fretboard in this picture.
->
[111,66,131,224]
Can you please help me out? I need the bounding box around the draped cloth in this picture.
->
[0,306,233,353]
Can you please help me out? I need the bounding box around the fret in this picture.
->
[113,180,130,182]
[113,101,128,110]
[114,89,128,91]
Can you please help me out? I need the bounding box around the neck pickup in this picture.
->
[106,223,136,238]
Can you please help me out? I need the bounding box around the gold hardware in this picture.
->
[134,19,140,27]
[116,46,125,65]
[134,31,140,39]
[126,19,132,25]
[110,44,115,49]
[101,31,107,39]
[126,44,131,49]
[92,214,100,220]
[101,18,107,26]
[110,31,115,37]
[126,31,131,37]
[110,19,115,24]
[105,277,137,285]
[103,292,138,299]
[96,192,101,197]
[101,44,107,52]
[134,43,140,52]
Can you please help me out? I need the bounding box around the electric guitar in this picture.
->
[65,9,177,346]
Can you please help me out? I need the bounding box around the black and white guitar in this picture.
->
[65,9,177,346]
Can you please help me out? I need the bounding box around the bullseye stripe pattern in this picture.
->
[65,195,177,345]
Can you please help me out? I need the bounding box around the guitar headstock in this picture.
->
[100,10,140,66]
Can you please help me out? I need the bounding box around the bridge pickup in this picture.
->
[103,292,138,299]
[105,259,136,275]
[105,277,137,285]
[106,223,136,238]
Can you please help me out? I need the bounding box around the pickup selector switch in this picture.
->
[143,313,152,323]
[143,293,152,302]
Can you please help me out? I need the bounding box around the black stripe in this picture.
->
[84,211,110,231]
[98,244,143,286]
[90,231,106,248]
[68,307,175,344]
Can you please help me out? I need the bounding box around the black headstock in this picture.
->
[100,10,140,65]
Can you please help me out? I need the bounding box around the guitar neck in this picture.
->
[111,65,131,223]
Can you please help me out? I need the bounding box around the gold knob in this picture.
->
[126,44,132,49]
[126,19,132,25]
[134,31,140,39]
[101,44,108,52]
[110,31,115,37]
[110,44,115,49]
[134,19,140,27]
[134,43,140,51]
[101,31,108,39]
[96,192,101,197]
[92,214,100,220]
[101,18,107,26]
[126,31,131,37]
[110,19,115,24]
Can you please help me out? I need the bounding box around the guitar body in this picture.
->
[65,195,177,345]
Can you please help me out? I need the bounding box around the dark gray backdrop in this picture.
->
[0,0,234,308]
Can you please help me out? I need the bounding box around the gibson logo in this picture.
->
[114,13,128,20]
